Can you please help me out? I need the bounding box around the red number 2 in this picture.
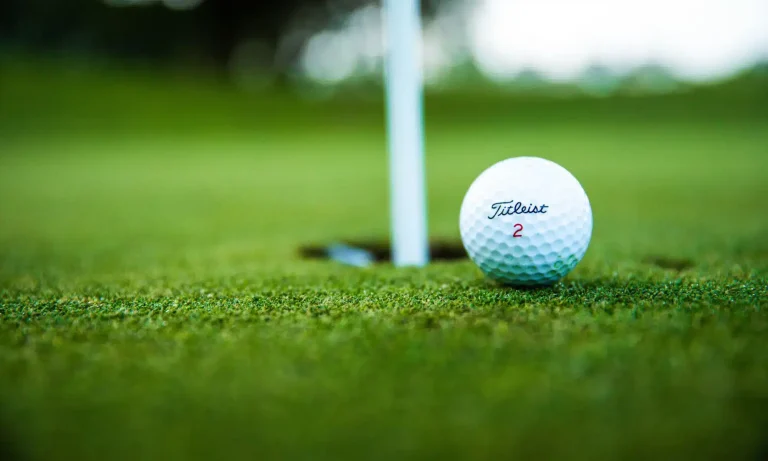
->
[513,223,523,238]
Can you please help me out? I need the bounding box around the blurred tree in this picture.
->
[1,0,204,61]
[0,0,447,85]
[200,0,346,84]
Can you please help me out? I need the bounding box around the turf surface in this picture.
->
[1,64,768,460]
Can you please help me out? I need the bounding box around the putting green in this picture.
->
[1,64,767,460]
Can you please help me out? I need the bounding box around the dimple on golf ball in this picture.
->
[459,157,592,286]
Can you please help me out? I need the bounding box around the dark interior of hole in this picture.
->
[299,240,467,262]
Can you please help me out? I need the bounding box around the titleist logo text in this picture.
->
[488,200,548,219]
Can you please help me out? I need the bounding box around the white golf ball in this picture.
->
[459,157,592,286]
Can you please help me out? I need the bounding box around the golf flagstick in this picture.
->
[383,0,429,267]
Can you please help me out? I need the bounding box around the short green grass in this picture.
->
[1,63,768,461]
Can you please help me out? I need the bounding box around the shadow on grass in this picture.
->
[642,256,694,272]
[0,414,25,461]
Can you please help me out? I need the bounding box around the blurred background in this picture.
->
[3,0,767,92]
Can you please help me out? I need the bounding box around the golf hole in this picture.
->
[299,240,467,266]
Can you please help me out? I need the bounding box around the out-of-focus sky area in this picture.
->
[301,0,768,85]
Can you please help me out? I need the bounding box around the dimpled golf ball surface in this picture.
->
[460,157,592,286]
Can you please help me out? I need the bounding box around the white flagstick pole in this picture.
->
[383,0,429,267]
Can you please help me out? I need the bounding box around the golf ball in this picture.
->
[459,157,592,286]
